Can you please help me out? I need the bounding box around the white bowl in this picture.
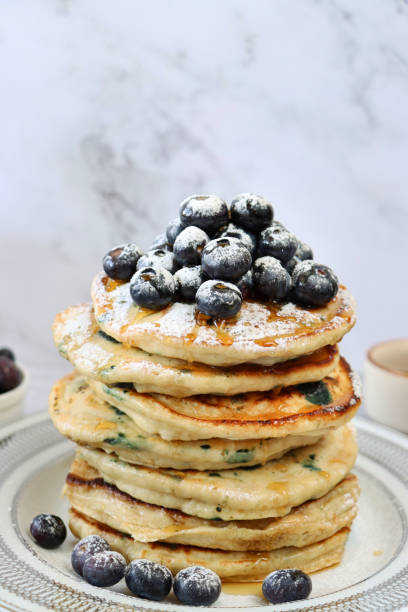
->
[0,364,29,424]
[364,338,408,433]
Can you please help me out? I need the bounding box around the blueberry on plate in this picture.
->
[136,249,177,274]
[173,226,209,266]
[217,222,257,258]
[0,347,15,361]
[253,256,292,300]
[103,243,143,281]
[201,237,252,281]
[174,266,205,301]
[173,565,221,607]
[166,217,185,245]
[130,266,175,309]
[258,226,297,262]
[292,261,338,306]
[83,550,126,587]
[196,280,242,318]
[0,356,22,393]
[30,514,66,549]
[148,233,171,251]
[262,569,312,604]
[236,269,254,299]
[230,193,273,232]
[71,535,111,576]
[180,195,229,234]
[125,559,173,601]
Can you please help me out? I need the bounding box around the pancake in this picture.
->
[65,458,359,552]
[76,424,357,521]
[53,304,340,397]
[69,509,350,581]
[50,374,322,470]
[92,272,356,366]
[90,358,361,441]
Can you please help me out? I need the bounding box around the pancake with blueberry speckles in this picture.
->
[48,192,361,583]
[50,374,323,470]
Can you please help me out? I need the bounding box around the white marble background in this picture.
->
[0,0,407,414]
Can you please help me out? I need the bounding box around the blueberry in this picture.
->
[30,514,66,549]
[130,266,175,309]
[285,256,302,275]
[236,269,254,299]
[149,233,171,251]
[173,565,221,607]
[136,249,177,274]
[0,347,15,361]
[296,240,314,261]
[103,243,143,281]
[180,195,229,234]
[125,559,173,601]
[258,226,297,262]
[166,217,185,245]
[201,237,252,281]
[0,357,22,393]
[173,226,209,266]
[196,280,242,318]
[174,266,206,301]
[83,550,126,587]
[262,569,312,604]
[217,223,257,257]
[230,193,273,232]
[253,257,292,300]
[292,261,338,306]
[71,535,111,576]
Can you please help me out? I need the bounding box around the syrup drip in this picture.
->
[222,582,263,596]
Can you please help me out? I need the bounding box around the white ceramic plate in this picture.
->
[0,413,407,611]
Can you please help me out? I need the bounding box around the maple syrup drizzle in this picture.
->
[222,582,263,596]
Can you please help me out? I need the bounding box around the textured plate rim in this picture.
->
[0,413,406,611]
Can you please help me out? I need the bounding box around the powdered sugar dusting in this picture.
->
[350,369,363,403]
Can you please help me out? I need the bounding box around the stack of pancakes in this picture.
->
[50,272,361,581]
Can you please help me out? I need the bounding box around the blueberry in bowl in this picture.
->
[0,349,29,422]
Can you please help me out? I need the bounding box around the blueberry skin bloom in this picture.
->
[180,195,229,234]
[103,243,143,281]
[262,569,312,604]
[82,550,126,588]
[230,193,273,232]
[196,280,242,318]
[71,535,111,576]
[258,226,298,263]
[217,222,257,258]
[166,217,185,245]
[201,237,252,281]
[148,233,170,251]
[136,249,177,274]
[253,256,292,300]
[130,266,175,309]
[173,565,221,606]
[236,269,254,299]
[173,226,209,266]
[174,266,205,301]
[292,260,338,306]
[125,559,173,601]
[30,514,66,549]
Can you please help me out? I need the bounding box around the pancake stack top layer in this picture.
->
[50,193,361,583]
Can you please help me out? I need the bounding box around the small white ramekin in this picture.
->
[0,364,29,424]
[364,339,408,434]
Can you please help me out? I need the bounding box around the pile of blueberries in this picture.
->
[30,513,312,605]
[103,193,339,318]
[0,348,22,394]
